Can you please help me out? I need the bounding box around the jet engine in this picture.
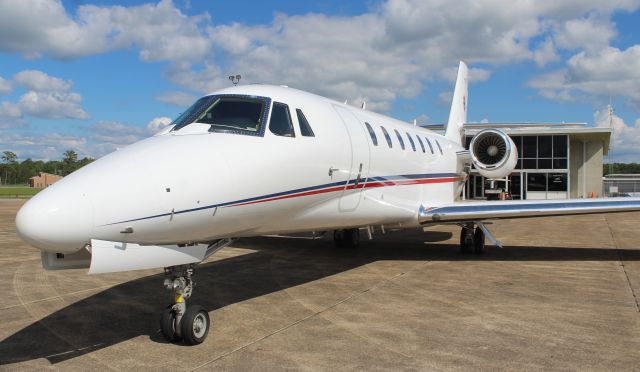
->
[469,129,518,179]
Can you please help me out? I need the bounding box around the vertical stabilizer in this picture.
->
[444,61,468,144]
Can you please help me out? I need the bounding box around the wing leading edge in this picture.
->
[419,198,640,224]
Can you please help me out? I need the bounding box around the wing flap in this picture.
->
[420,198,640,224]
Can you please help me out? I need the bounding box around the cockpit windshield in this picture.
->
[171,95,269,135]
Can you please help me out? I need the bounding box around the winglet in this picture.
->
[444,61,468,145]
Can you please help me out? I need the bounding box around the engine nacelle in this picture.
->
[469,129,518,179]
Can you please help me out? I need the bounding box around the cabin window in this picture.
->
[364,122,378,146]
[269,102,295,137]
[296,109,315,137]
[424,137,434,154]
[415,135,425,153]
[406,132,416,151]
[394,129,405,150]
[172,95,268,135]
[435,139,443,154]
[381,126,392,148]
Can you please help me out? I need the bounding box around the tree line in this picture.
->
[1,150,94,185]
[603,163,640,176]
[1,149,638,185]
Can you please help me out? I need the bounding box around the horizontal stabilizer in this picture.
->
[419,198,640,224]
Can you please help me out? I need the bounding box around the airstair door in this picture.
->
[333,105,370,212]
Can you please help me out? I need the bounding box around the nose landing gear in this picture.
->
[160,265,210,345]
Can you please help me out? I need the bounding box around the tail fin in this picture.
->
[444,61,468,144]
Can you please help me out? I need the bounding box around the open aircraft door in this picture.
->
[333,105,371,212]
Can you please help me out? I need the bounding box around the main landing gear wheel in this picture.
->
[181,305,210,345]
[459,224,485,254]
[160,265,210,345]
[333,228,360,249]
[473,227,485,254]
[160,305,181,342]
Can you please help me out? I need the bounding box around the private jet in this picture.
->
[15,62,640,345]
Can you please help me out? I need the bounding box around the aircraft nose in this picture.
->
[15,185,93,253]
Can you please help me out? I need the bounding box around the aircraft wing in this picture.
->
[419,198,640,224]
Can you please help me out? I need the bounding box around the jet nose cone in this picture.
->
[16,185,93,253]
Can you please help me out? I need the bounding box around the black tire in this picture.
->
[339,228,359,249]
[333,230,345,248]
[181,305,210,345]
[473,227,485,254]
[160,305,181,342]
[459,227,473,254]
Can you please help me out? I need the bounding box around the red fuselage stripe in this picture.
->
[228,177,460,207]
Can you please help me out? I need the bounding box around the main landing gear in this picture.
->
[160,264,210,345]
[459,223,485,254]
[333,228,360,248]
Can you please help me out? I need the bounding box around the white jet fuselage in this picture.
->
[16,85,464,253]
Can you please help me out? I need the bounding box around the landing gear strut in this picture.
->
[333,228,360,248]
[459,223,485,254]
[160,264,210,345]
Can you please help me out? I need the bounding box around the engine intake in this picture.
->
[469,129,518,179]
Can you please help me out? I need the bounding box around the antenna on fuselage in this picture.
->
[361,100,366,110]
[229,74,241,85]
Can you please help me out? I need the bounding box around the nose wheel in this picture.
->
[160,265,210,345]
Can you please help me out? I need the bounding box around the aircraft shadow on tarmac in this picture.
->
[1,231,638,365]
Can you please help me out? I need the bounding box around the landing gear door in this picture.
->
[333,105,370,212]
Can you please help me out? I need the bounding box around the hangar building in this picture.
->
[462,125,611,200]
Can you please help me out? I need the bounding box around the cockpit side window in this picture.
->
[269,102,295,137]
[171,96,216,131]
[296,109,315,137]
[171,95,269,135]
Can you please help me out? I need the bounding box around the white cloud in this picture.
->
[439,66,492,82]
[2,0,639,114]
[438,91,453,106]
[528,46,640,107]
[0,70,89,120]
[553,14,616,52]
[0,0,212,61]
[0,76,11,95]
[91,121,146,145]
[0,101,21,118]
[533,38,560,67]
[0,132,88,160]
[413,113,430,125]
[147,116,172,132]
[13,70,72,92]
[594,108,640,162]
[0,101,26,129]
[155,91,197,107]
[18,91,89,119]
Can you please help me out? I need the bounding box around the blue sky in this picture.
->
[1,0,640,161]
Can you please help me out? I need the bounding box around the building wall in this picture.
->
[29,173,63,188]
[569,139,604,198]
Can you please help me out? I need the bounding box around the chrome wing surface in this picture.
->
[419,198,640,224]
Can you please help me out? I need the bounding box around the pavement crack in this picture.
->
[0,284,115,310]
[604,215,640,313]
[190,260,433,371]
